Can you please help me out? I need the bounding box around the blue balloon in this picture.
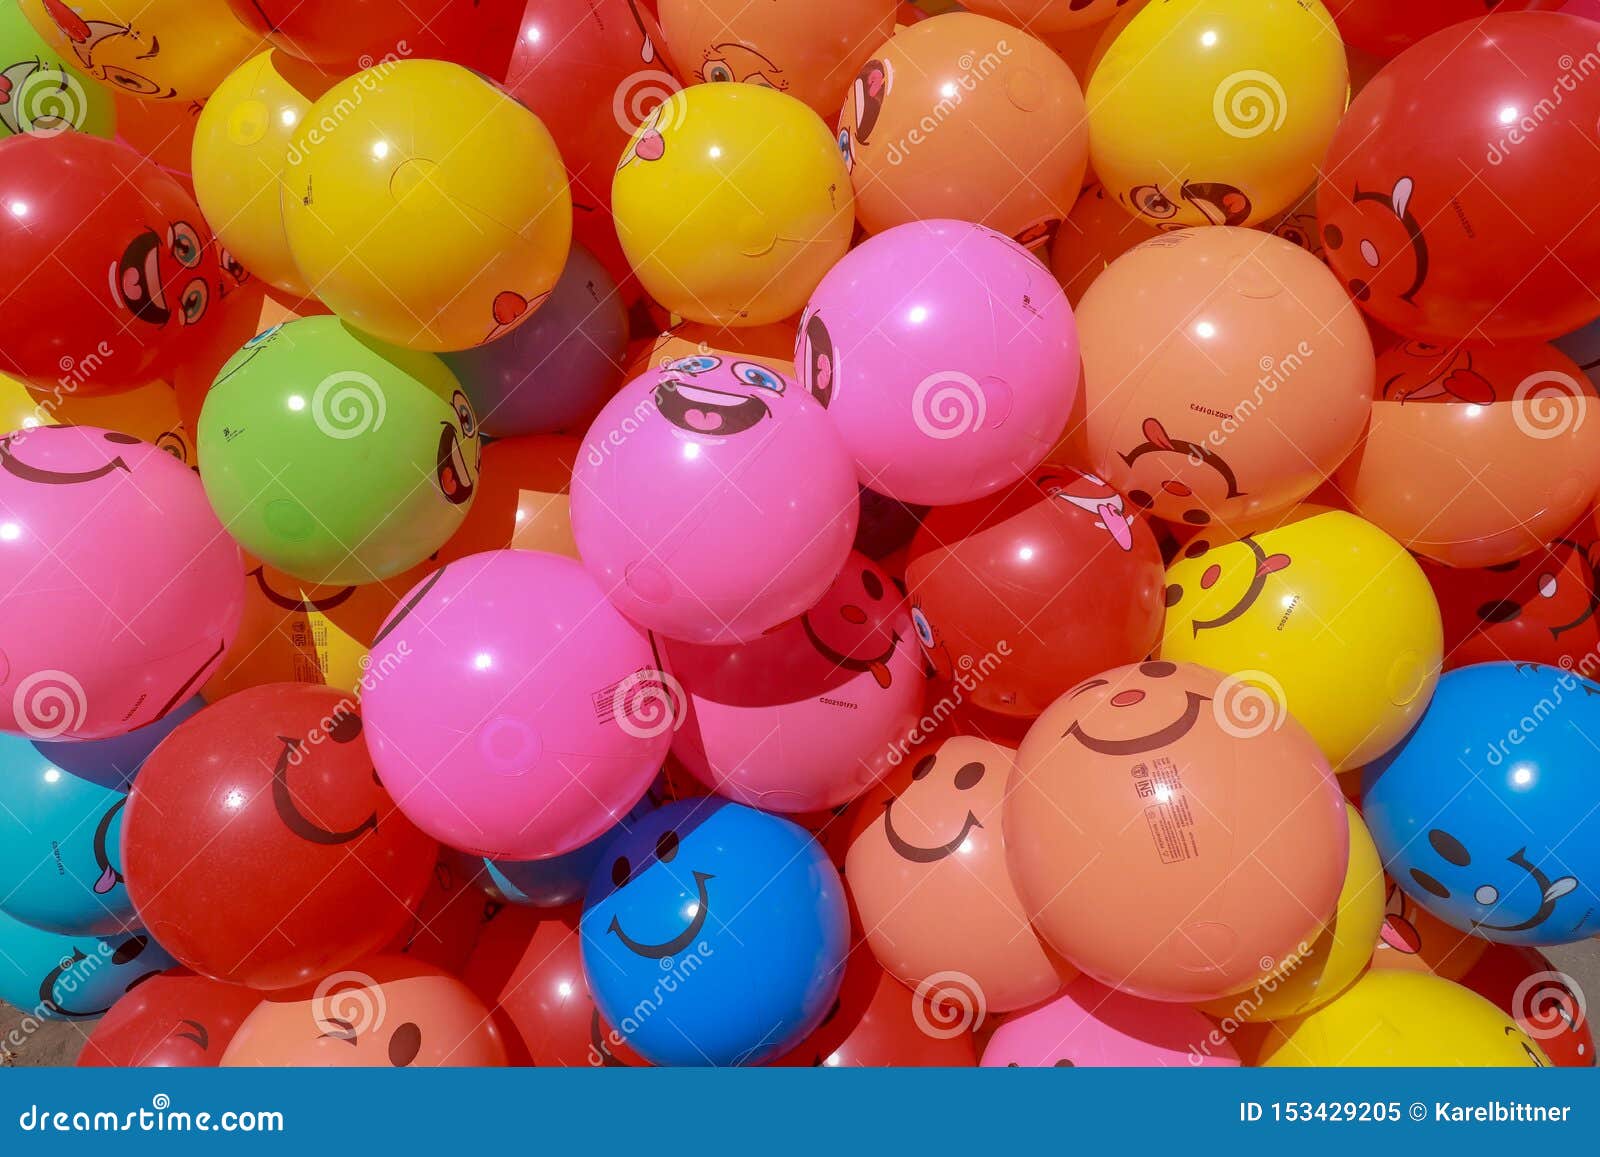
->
[486,791,661,909]
[579,799,848,1066]
[0,698,203,935]
[0,910,175,1021]
[1363,661,1600,946]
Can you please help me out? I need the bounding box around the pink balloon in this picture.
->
[571,359,858,644]
[362,550,669,860]
[981,977,1240,1068]
[0,426,242,740]
[666,552,924,812]
[797,220,1080,506]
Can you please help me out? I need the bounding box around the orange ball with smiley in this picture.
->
[845,735,1075,1015]
[1006,660,1348,1002]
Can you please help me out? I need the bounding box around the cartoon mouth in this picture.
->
[249,566,357,614]
[1547,538,1600,640]
[371,565,448,649]
[91,797,125,896]
[0,440,129,486]
[607,870,713,959]
[851,58,890,145]
[436,423,475,506]
[271,735,378,845]
[1378,911,1421,954]
[1064,691,1211,756]
[800,312,836,409]
[882,798,981,864]
[800,616,900,689]
[1181,181,1252,227]
[173,1018,210,1049]
[1190,537,1291,636]
[39,939,159,1018]
[109,230,170,325]
[1470,848,1580,933]
[653,380,771,436]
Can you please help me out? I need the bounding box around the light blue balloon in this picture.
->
[0,910,174,1021]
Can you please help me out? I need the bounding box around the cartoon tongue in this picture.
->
[870,661,891,689]
[93,865,119,895]
[815,355,832,391]
[1545,876,1579,902]
[1443,368,1495,405]
[1379,913,1420,954]
[866,67,887,98]
[1257,552,1291,578]
[1097,503,1133,551]
[684,409,724,433]
[636,130,665,162]
[121,267,145,303]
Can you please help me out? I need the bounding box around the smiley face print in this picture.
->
[1123,179,1252,229]
[837,56,891,172]
[650,356,790,437]
[36,0,175,99]
[1322,176,1429,309]
[1117,416,1243,527]
[436,389,478,506]
[697,42,787,90]
[1163,534,1292,638]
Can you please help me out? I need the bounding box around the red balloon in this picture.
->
[905,465,1167,717]
[226,0,522,75]
[0,133,261,395]
[384,851,500,974]
[1458,942,1595,1067]
[1331,0,1566,58]
[1319,14,1600,341]
[123,684,437,990]
[78,969,262,1067]
[776,957,978,1067]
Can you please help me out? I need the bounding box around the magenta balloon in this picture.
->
[362,550,668,860]
[0,427,242,740]
[440,245,628,437]
[667,552,923,812]
[797,220,1080,506]
[571,359,859,644]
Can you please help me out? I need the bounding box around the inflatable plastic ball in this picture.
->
[441,244,628,438]
[485,790,662,910]
[1261,970,1551,1066]
[1161,508,1442,771]
[191,50,337,298]
[0,132,262,395]
[1319,13,1600,341]
[1362,662,1600,947]
[47,381,194,466]
[0,0,116,139]
[197,316,480,585]
[1074,227,1373,530]
[281,59,572,352]
[613,82,852,327]
[435,434,579,562]
[1370,875,1488,982]
[1049,183,1163,306]
[665,551,923,813]
[362,550,671,861]
[78,968,261,1066]
[225,0,509,74]
[905,464,1167,717]
[222,956,507,1066]
[1332,0,1566,59]
[964,0,1129,33]
[1336,340,1600,568]
[774,955,979,1068]
[982,976,1240,1068]
[799,219,1080,507]
[1088,0,1346,230]
[0,425,243,740]
[0,699,199,935]
[845,736,1075,1015]
[838,13,1087,249]
[580,799,849,1067]
[22,0,259,104]
[1005,660,1349,1002]
[571,359,858,645]
[0,911,175,1021]
[1458,943,1595,1068]
[122,685,438,989]
[659,0,896,116]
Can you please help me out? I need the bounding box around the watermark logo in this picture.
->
[911,970,987,1039]
[312,371,387,439]
[13,670,88,739]
[611,669,686,740]
[613,71,683,136]
[912,371,987,440]
[1212,670,1288,739]
[1512,969,1586,1041]
[311,970,386,1037]
[1512,370,1588,440]
[1213,70,1288,139]
[10,69,90,138]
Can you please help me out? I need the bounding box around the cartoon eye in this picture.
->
[388,1022,422,1067]
[1475,884,1500,905]
[111,935,149,965]
[154,431,188,462]
[1129,185,1177,220]
[703,60,734,83]
[218,247,248,284]
[168,222,203,268]
[1409,868,1451,899]
[953,762,985,790]
[731,362,784,394]
[669,355,720,376]
[1140,661,1176,678]
[861,569,884,600]
[318,1017,359,1043]
[837,127,855,172]
[451,390,476,438]
[1128,489,1154,510]
[178,278,208,325]
[1428,828,1472,866]
[1538,572,1558,598]
[104,431,141,444]
[655,830,679,863]
[1164,584,1184,607]
[910,606,935,648]
[245,325,281,347]
[911,754,936,781]
[104,67,161,96]
[611,856,631,887]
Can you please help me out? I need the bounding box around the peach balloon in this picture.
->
[1334,340,1600,568]
[845,735,1074,1015]
[1049,183,1163,305]
[1075,227,1373,528]
[659,0,897,116]
[1006,660,1348,1002]
[839,13,1088,250]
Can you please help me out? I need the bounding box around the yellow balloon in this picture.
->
[193,51,335,297]
[613,83,853,327]
[1087,0,1346,229]
[282,60,572,352]
[21,0,260,104]
[0,372,49,433]
[1205,804,1384,1023]
[1160,508,1442,771]
[1261,970,1551,1067]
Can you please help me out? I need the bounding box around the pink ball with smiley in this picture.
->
[571,358,859,644]
[0,425,244,740]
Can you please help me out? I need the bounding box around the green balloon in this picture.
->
[198,316,481,585]
[0,0,116,140]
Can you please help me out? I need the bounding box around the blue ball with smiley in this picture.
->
[0,698,202,936]
[1364,662,1600,946]
[579,798,849,1066]
[0,909,175,1021]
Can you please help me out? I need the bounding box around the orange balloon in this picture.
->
[43,381,194,466]
[966,0,1128,34]
[659,0,897,117]
[1335,340,1600,568]
[1006,660,1349,1001]
[112,91,201,182]
[1074,227,1373,529]
[1049,183,1163,305]
[845,735,1075,1015]
[221,956,507,1066]
[839,12,1088,250]
[438,435,580,562]
[1369,876,1488,981]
